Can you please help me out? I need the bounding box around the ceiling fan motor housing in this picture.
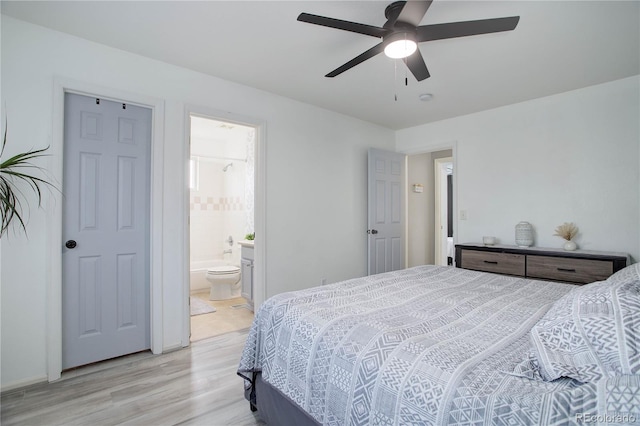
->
[385,1,409,22]
[384,30,417,44]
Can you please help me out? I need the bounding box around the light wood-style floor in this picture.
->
[1,329,265,426]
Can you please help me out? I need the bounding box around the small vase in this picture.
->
[515,221,533,247]
[563,240,577,251]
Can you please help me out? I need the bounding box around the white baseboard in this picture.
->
[163,342,186,352]
[1,375,49,393]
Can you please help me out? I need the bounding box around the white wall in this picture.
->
[0,16,395,389]
[397,76,640,263]
[407,153,431,267]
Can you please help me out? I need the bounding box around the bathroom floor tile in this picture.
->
[190,293,254,342]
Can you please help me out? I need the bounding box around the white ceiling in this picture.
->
[2,1,639,130]
[190,116,254,159]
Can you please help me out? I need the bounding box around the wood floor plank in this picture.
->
[1,329,264,426]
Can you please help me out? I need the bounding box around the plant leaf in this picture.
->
[0,123,56,237]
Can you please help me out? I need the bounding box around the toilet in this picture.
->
[206,265,241,300]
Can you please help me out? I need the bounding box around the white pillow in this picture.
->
[527,263,640,382]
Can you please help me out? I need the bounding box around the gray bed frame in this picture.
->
[243,372,320,425]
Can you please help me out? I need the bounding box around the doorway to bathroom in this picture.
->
[188,114,255,342]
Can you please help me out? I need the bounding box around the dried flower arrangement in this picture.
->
[553,222,579,241]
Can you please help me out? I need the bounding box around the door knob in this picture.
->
[65,240,77,249]
[367,229,378,234]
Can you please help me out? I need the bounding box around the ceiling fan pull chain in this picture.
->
[393,59,397,101]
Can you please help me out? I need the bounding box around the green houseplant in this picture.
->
[0,125,55,237]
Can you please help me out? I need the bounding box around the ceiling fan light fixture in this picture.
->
[384,32,417,59]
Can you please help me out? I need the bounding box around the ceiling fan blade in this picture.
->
[396,1,432,27]
[298,13,388,38]
[326,43,385,78]
[416,16,520,42]
[404,49,430,81]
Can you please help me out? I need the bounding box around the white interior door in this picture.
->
[367,148,406,275]
[62,93,151,369]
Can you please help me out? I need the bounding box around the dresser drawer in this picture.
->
[460,249,525,276]
[527,255,613,284]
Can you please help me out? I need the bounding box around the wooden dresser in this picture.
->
[455,243,628,285]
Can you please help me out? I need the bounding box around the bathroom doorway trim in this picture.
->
[182,105,266,347]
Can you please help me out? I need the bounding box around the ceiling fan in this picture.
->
[297,1,520,81]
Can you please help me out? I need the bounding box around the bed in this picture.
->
[238,264,640,425]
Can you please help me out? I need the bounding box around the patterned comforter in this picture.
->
[238,265,639,425]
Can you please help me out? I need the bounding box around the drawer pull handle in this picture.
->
[483,260,498,265]
[557,267,577,273]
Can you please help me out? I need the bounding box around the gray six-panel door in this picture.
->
[367,148,406,275]
[62,93,151,369]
